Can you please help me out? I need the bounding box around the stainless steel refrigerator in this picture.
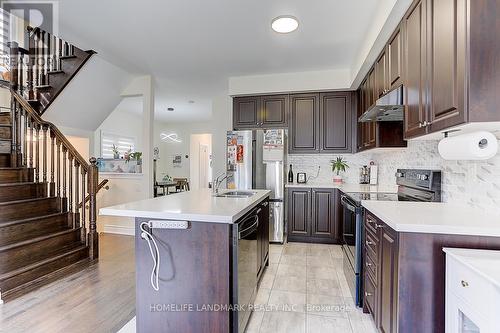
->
[226,129,286,243]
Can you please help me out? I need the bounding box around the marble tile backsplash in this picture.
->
[288,140,500,212]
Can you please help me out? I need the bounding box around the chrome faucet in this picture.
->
[213,173,228,195]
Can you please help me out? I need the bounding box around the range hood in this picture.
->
[359,86,404,122]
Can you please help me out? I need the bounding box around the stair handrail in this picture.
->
[77,179,109,209]
[10,88,100,260]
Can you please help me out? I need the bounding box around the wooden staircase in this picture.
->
[10,26,95,115]
[0,27,102,303]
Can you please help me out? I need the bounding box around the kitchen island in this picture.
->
[100,189,271,333]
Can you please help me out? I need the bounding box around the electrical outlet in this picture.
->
[149,220,189,230]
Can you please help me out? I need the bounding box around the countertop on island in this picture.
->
[362,200,500,237]
[99,189,271,223]
[285,182,398,193]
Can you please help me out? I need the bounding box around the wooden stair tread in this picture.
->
[59,55,77,60]
[0,212,67,227]
[0,243,88,281]
[0,227,76,252]
[0,196,57,206]
[34,85,52,89]
[0,256,91,302]
[48,70,64,75]
[0,181,39,187]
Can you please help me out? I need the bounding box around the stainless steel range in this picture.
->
[341,169,442,307]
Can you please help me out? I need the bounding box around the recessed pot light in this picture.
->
[167,107,174,111]
[271,16,299,33]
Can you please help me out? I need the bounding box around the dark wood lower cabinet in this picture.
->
[257,199,270,279]
[287,188,340,244]
[363,209,500,333]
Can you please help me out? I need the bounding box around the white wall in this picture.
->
[153,123,190,181]
[229,69,352,95]
[189,134,212,190]
[94,96,147,234]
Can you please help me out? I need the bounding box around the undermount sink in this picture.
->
[215,191,255,198]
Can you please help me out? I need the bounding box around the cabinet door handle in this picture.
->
[365,292,372,297]
[375,224,384,229]
[366,217,375,224]
[366,262,372,267]
[366,240,374,246]
[461,280,469,287]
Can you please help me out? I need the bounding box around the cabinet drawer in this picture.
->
[365,213,378,234]
[365,251,377,282]
[365,228,379,258]
[447,255,494,310]
[364,273,377,319]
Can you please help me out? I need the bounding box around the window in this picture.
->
[100,131,136,159]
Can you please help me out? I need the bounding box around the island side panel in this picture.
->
[135,218,232,333]
[397,232,500,333]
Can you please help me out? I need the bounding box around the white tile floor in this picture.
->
[246,242,378,333]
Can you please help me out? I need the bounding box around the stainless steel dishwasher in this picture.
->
[232,206,260,333]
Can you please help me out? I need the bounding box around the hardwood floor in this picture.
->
[0,234,135,333]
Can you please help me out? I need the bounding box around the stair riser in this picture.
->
[0,247,88,298]
[0,229,81,273]
[0,127,11,140]
[0,214,71,245]
[0,182,47,202]
[0,154,9,167]
[0,113,10,125]
[0,197,61,222]
[0,168,34,184]
[0,140,10,154]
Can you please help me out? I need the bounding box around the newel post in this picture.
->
[88,157,99,260]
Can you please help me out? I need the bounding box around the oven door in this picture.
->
[341,195,358,271]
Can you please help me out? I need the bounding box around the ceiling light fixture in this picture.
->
[271,15,299,33]
[160,133,182,143]
[167,107,174,111]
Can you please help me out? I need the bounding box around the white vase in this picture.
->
[333,175,343,184]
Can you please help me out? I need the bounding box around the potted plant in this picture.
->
[331,157,349,184]
[130,152,143,165]
[112,144,120,159]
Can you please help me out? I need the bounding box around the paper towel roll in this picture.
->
[438,131,498,160]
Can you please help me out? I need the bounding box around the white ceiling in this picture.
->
[56,0,395,122]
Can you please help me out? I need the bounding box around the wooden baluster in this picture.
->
[10,99,17,167]
[29,116,34,168]
[40,30,46,85]
[22,108,27,166]
[46,32,51,74]
[9,41,19,92]
[62,147,67,210]
[18,52,24,95]
[74,162,79,228]
[81,168,86,237]
[88,157,99,259]
[42,124,48,184]
[33,30,39,87]
[26,29,35,100]
[56,139,61,197]
[64,41,69,57]
[50,130,55,196]
[68,154,73,214]
[15,102,22,166]
[35,124,40,182]
[58,37,62,71]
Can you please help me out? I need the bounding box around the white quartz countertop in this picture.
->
[443,248,500,290]
[99,189,271,223]
[285,182,398,193]
[362,201,500,236]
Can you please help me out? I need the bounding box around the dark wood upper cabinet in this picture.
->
[289,93,320,153]
[233,96,260,130]
[387,25,403,90]
[261,95,289,128]
[310,188,335,239]
[375,51,388,99]
[427,0,467,132]
[403,0,428,138]
[319,92,352,153]
[233,94,288,129]
[367,68,376,109]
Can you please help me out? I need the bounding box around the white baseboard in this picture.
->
[103,224,135,236]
